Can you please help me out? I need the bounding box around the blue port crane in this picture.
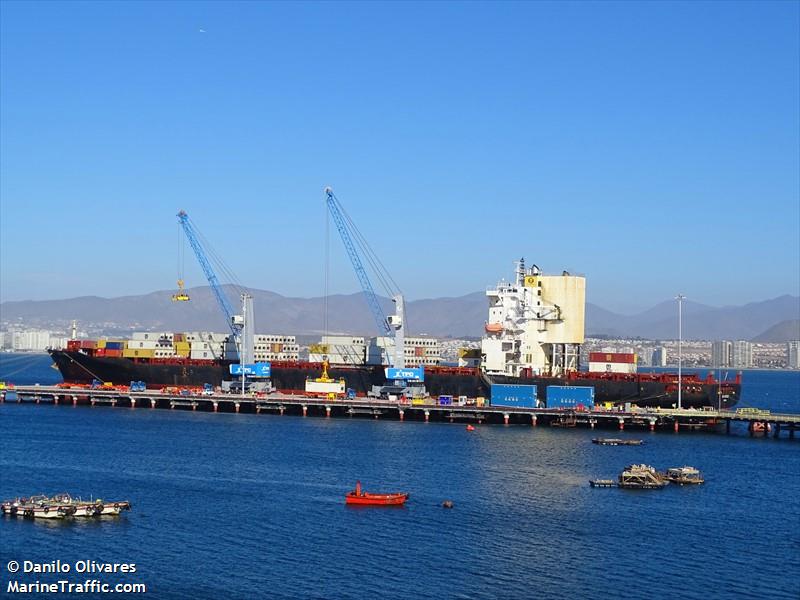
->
[176,210,240,339]
[324,188,392,337]
[324,187,409,371]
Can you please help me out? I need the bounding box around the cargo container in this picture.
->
[104,349,123,358]
[96,340,107,349]
[79,341,97,350]
[122,349,155,358]
[545,386,594,409]
[490,384,537,408]
[588,352,636,364]
[438,395,453,405]
[304,379,345,397]
[105,341,124,350]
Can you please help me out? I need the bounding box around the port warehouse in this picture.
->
[3,385,798,437]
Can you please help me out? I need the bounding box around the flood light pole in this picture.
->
[676,294,685,410]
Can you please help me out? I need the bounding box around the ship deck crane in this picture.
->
[324,188,425,398]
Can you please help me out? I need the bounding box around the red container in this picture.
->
[67,340,81,351]
[104,349,123,357]
[79,340,97,350]
[589,352,635,364]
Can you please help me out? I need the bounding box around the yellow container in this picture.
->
[175,342,190,351]
[123,349,155,358]
[97,340,107,349]
[176,349,190,357]
[412,398,426,405]
[476,397,485,407]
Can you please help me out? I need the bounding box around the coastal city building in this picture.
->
[732,340,753,369]
[788,341,800,369]
[651,346,667,367]
[0,329,69,352]
[712,341,734,368]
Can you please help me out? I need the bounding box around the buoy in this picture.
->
[442,500,454,509]
[466,425,475,432]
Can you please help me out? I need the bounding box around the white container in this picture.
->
[305,380,345,395]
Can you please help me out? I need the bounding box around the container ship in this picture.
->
[47,260,741,409]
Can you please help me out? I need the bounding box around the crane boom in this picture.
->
[177,210,239,338]
[324,189,391,336]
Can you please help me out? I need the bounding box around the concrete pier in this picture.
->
[2,385,798,438]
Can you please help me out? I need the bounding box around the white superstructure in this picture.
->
[481,259,586,377]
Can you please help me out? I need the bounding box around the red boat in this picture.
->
[345,481,408,506]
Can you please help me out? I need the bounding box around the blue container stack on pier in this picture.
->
[490,384,537,408]
[545,386,594,409]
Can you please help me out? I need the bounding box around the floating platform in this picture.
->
[589,480,617,488]
[592,438,644,446]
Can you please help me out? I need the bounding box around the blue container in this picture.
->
[387,367,425,381]
[490,384,537,408]
[229,362,271,378]
[545,386,595,409]
[438,395,453,405]
[106,342,124,350]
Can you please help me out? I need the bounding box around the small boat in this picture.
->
[1,493,132,519]
[466,425,475,432]
[50,493,132,516]
[589,479,617,488]
[592,438,644,446]
[618,464,668,489]
[1,495,76,519]
[663,466,704,485]
[345,481,408,506]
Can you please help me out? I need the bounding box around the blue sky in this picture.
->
[1,0,798,314]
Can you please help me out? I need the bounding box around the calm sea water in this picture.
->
[1,354,798,599]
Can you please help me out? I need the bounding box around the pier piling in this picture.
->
[8,385,800,439]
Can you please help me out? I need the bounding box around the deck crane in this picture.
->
[324,188,425,399]
[175,210,256,377]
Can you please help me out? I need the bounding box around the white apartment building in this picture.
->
[788,341,800,369]
[732,340,753,368]
[8,330,68,351]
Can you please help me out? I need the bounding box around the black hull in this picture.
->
[47,350,740,409]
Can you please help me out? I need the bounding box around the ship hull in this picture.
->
[47,350,739,409]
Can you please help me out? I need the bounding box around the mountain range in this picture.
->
[1,287,798,342]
